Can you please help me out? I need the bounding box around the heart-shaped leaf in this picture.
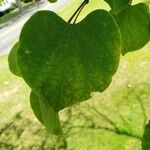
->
[142,121,150,150]
[17,10,121,113]
[114,3,150,55]
[104,0,132,14]
[8,42,21,77]
[30,90,62,135]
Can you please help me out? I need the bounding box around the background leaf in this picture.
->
[30,90,44,124]
[48,0,57,3]
[114,3,150,55]
[104,0,132,14]
[30,90,63,135]
[8,42,21,77]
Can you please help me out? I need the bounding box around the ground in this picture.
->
[0,0,150,149]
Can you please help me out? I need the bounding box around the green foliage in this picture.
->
[104,0,132,14]
[48,0,57,3]
[114,3,150,55]
[8,0,150,136]
[21,0,33,4]
[8,42,21,77]
[30,91,62,134]
[15,10,121,134]
[30,90,43,124]
[142,121,150,150]
[1,43,150,149]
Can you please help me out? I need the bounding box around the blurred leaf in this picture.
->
[114,3,150,55]
[142,121,150,150]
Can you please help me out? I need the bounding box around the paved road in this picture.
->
[0,0,70,56]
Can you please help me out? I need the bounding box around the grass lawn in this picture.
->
[0,0,150,149]
[0,10,20,25]
[0,2,34,25]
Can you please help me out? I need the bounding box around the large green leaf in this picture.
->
[17,10,121,113]
[104,0,132,14]
[114,3,150,55]
[30,90,62,135]
[8,42,21,77]
[142,121,150,150]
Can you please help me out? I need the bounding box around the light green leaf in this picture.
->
[142,121,150,150]
[30,90,62,135]
[17,10,121,112]
[30,90,43,124]
[114,3,150,55]
[8,42,21,77]
[104,0,132,14]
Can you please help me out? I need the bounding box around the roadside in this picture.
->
[0,0,70,56]
[0,1,36,27]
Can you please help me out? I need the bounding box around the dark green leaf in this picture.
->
[142,121,150,150]
[17,10,121,112]
[30,90,62,135]
[48,0,57,3]
[114,3,150,55]
[8,42,21,77]
[105,0,132,14]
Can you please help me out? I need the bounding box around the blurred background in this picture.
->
[0,0,150,149]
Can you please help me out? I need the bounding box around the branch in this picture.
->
[68,0,89,24]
